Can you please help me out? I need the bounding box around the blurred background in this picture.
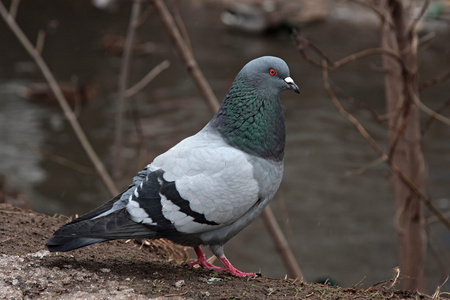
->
[0,0,449,293]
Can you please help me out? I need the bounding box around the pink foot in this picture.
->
[186,247,257,278]
[186,247,221,271]
[217,256,257,278]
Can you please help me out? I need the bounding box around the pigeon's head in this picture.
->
[238,56,299,95]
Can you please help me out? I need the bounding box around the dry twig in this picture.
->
[125,60,170,98]
[294,34,404,71]
[113,0,143,181]
[153,0,219,112]
[420,70,450,91]
[0,0,119,196]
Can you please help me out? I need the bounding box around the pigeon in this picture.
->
[45,56,299,277]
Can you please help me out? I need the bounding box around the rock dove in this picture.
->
[45,56,299,277]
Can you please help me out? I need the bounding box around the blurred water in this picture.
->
[0,0,449,292]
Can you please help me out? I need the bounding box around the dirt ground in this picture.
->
[0,204,429,299]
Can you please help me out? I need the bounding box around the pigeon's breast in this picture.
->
[148,128,261,234]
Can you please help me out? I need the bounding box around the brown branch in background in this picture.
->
[387,102,412,160]
[129,99,148,172]
[113,0,143,181]
[153,0,220,112]
[27,142,93,175]
[135,5,154,29]
[154,0,303,279]
[295,33,450,229]
[321,60,450,230]
[8,0,19,19]
[125,60,170,98]
[333,47,402,69]
[294,34,403,71]
[261,207,304,281]
[350,0,394,28]
[294,34,334,69]
[322,61,387,159]
[418,31,435,48]
[35,29,45,54]
[169,0,192,53]
[419,70,450,91]
[408,0,430,35]
[410,85,450,127]
[0,0,119,196]
[332,85,384,124]
[421,97,450,134]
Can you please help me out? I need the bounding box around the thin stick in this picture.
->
[153,0,220,112]
[421,97,450,134]
[294,34,404,71]
[420,70,450,90]
[35,29,45,54]
[0,1,119,196]
[113,0,142,180]
[9,0,19,19]
[169,0,192,53]
[408,0,431,34]
[125,59,170,98]
[410,84,450,127]
[261,206,304,280]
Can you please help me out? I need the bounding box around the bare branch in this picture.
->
[153,0,219,112]
[135,5,154,29]
[294,34,334,69]
[333,83,385,124]
[333,47,402,69]
[35,29,45,54]
[125,59,170,98]
[410,85,450,127]
[169,0,192,53]
[261,206,304,280]
[294,33,404,71]
[387,101,412,160]
[420,70,450,91]
[113,0,143,181]
[408,0,431,34]
[345,157,385,176]
[321,60,450,230]
[322,60,387,159]
[421,97,450,134]
[27,142,93,175]
[418,31,435,47]
[0,0,119,196]
[350,0,394,28]
[9,0,19,19]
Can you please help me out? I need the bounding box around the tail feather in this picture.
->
[46,237,108,252]
[46,208,158,252]
[66,192,125,225]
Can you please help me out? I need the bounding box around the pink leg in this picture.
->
[216,255,257,278]
[186,247,221,271]
[186,247,257,277]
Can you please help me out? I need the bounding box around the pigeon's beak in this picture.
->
[284,77,299,94]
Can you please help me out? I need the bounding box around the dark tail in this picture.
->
[46,207,158,252]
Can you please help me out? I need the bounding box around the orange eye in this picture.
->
[269,68,276,76]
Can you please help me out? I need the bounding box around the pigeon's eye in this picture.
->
[269,68,276,76]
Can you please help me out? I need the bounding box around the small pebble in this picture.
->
[207,278,222,284]
[174,279,185,288]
